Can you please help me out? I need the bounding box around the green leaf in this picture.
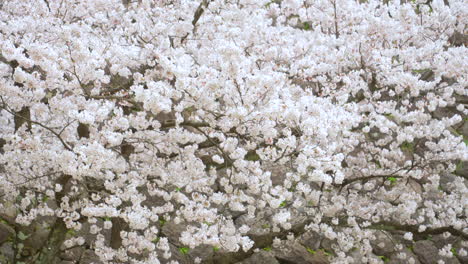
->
[15,195,24,204]
[400,141,414,152]
[244,151,260,161]
[213,246,220,252]
[288,183,297,192]
[407,246,414,252]
[152,237,160,243]
[17,231,29,241]
[263,247,272,252]
[303,22,311,31]
[279,201,287,207]
[454,161,464,174]
[388,177,397,184]
[306,247,316,254]
[179,247,189,254]
[183,106,196,114]
[378,255,390,262]
[320,248,333,257]
[66,229,76,236]
[373,159,382,168]
[451,247,458,256]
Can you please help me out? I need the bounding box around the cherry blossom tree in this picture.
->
[0,0,466,263]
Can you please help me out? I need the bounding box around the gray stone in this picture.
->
[461,115,468,136]
[387,248,421,264]
[234,208,308,251]
[298,231,321,250]
[235,213,271,239]
[161,221,187,245]
[413,240,460,264]
[60,246,84,261]
[0,201,17,223]
[24,221,52,253]
[453,240,468,264]
[370,230,397,256]
[430,234,460,250]
[439,173,460,192]
[187,245,214,263]
[272,241,329,264]
[413,240,440,264]
[454,249,468,264]
[443,257,461,264]
[0,222,14,244]
[159,243,191,264]
[264,161,289,186]
[77,219,111,247]
[454,161,468,179]
[348,250,384,264]
[80,250,103,264]
[0,242,14,263]
[317,237,335,256]
[238,250,279,264]
[22,199,59,255]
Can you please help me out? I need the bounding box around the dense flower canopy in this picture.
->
[0,0,467,263]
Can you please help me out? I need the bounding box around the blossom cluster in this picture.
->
[0,0,467,263]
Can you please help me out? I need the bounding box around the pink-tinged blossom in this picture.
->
[0,0,467,263]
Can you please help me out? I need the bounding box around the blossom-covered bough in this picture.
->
[0,0,466,263]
